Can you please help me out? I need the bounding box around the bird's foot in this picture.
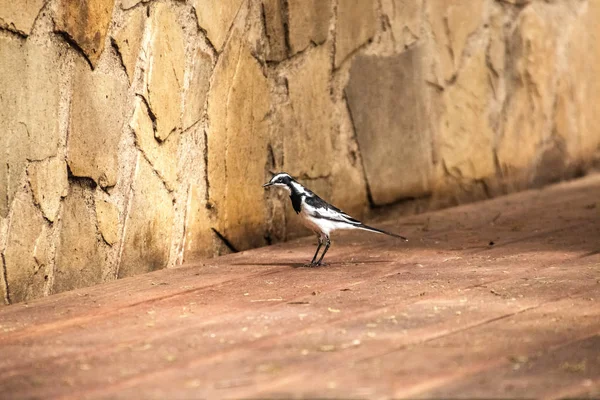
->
[302,261,327,267]
[303,261,327,267]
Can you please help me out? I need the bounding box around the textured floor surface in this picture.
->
[1,175,600,399]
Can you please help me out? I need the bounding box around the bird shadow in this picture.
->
[230,262,303,268]
[230,259,393,268]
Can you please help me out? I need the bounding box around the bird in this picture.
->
[263,172,408,267]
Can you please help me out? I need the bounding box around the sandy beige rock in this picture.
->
[556,0,600,162]
[146,4,185,142]
[33,224,53,275]
[54,184,104,294]
[96,200,120,246]
[206,22,271,251]
[438,50,495,181]
[119,157,174,278]
[262,0,287,61]
[325,104,368,221]
[497,6,557,175]
[130,98,179,191]
[0,262,6,304]
[445,0,484,69]
[113,5,146,83]
[29,157,69,222]
[328,160,368,222]
[182,47,212,130]
[346,47,432,205]
[194,0,244,51]
[68,61,128,188]
[55,0,115,66]
[287,0,331,54]
[553,77,577,162]
[183,184,213,261]
[30,223,54,301]
[0,0,45,35]
[0,123,28,219]
[335,0,377,67]
[427,0,484,82]
[120,0,149,9]
[382,0,422,49]
[23,40,61,161]
[487,5,506,77]
[282,46,334,178]
[0,36,27,217]
[4,191,46,303]
[1,163,9,218]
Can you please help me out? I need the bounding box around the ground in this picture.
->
[1,175,599,399]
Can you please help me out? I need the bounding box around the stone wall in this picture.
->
[1,0,599,304]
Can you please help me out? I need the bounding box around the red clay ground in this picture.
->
[1,175,600,399]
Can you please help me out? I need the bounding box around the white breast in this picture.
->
[299,206,321,233]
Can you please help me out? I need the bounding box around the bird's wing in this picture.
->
[304,195,361,225]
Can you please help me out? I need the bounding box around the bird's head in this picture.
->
[263,172,293,191]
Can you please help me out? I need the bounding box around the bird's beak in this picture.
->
[262,182,272,188]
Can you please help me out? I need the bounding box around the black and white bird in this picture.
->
[263,172,408,267]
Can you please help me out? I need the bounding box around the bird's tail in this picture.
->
[357,224,408,241]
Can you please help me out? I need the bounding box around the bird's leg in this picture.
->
[306,236,322,267]
[315,236,331,266]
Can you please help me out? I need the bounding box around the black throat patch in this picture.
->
[288,184,303,214]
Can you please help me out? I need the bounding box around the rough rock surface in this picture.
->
[130,98,179,191]
[23,40,61,161]
[0,36,27,218]
[182,46,212,131]
[561,0,600,162]
[287,0,331,54]
[335,0,377,66]
[346,48,432,205]
[194,0,244,52]
[29,157,69,222]
[118,157,174,278]
[68,61,128,188]
[3,191,46,303]
[96,200,120,246]
[382,0,422,50]
[281,46,334,178]
[120,0,149,10]
[206,21,271,251]
[262,0,286,61]
[438,51,495,181]
[183,184,213,261]
[0,262,6,304]
[112,5,146,83]
[54,0,116,67]
[0,0,46,36]
[54,184,104,294]
[497,6,558,178]
[427,0,485,82]
[146,3,185,142]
